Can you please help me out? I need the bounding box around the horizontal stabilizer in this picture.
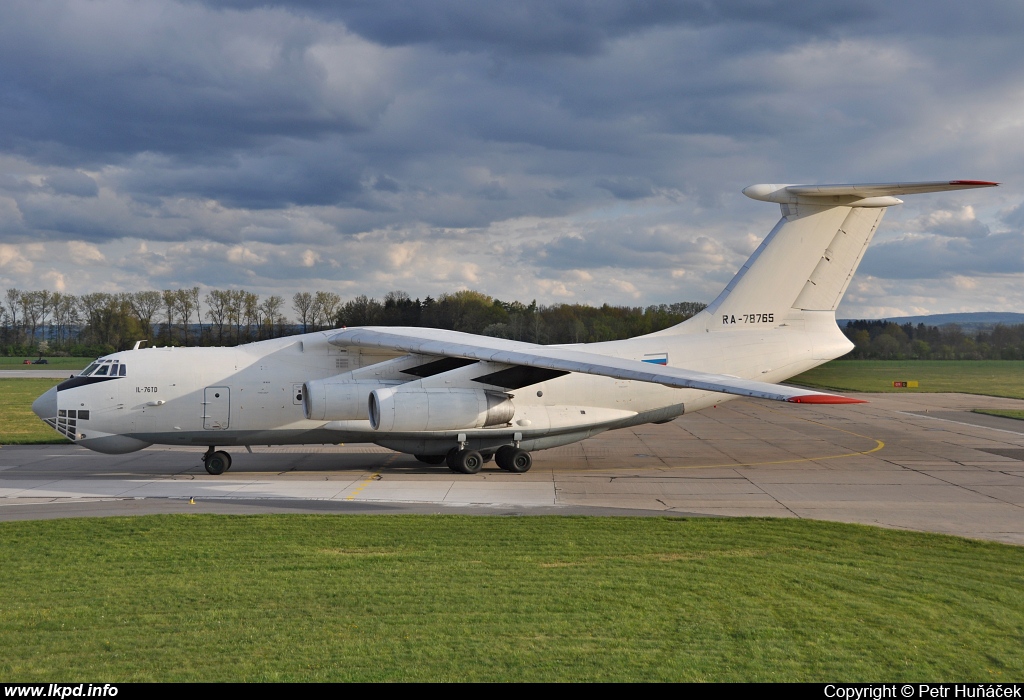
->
[329,327,865,405]
[744,180,997,206]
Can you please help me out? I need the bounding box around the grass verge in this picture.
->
[972,409,1024,421]
[1,514,1022,682]
[0,357,92,370]
[0,377,69,444]
[790,360,1024,399]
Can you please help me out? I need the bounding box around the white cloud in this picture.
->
[300,249,321,267]
[226,245,267,265]
[0,244,34,275]
[68,241,105,263]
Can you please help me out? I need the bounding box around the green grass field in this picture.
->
[0,356,92,370]
[1,515,1022,682]
[791,360,1024,399]
[0,377,68,444]
[973,409,1024,421]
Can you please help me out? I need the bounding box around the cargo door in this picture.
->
[203,387,230,430]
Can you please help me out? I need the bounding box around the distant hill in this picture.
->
[838,312,1024,332]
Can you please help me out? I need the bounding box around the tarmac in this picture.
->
[2,392,1023,545]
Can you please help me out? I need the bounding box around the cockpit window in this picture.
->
[78,359,125,377]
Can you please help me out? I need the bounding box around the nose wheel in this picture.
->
[202,447,232,475]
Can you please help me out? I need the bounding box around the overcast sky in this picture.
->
[1,0,1022,318]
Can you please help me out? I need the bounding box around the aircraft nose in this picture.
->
[32,386,58,420]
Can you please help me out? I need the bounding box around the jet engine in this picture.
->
[303,379,401,421]
[368,387,515,432]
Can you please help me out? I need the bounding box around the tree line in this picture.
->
[8,286,1024,361]
[1,287,708,356]
[842,320,1024,360]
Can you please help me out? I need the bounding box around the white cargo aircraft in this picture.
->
[33,180,996,474]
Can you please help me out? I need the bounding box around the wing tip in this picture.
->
[787,395,867,405]
[949,180,999,187]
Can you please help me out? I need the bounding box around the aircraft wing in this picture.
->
[328,327,864,404]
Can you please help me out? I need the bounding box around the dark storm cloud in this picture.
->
[0,0,1022,311]
[199,0,879,55]
[45,172,99,198]
[596,177,657,200]
[0,1,385,164]
[115,147,366,209]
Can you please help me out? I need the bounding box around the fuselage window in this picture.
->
[119,364,127,376]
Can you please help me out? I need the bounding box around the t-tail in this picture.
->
[675,180,997,340]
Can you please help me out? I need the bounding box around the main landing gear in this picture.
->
[495,445,532,473]
[443,445,533,474]
[202,446,232,475]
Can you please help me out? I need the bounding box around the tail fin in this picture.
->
[702,180,997,326]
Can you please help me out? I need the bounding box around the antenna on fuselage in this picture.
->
[133,340,149,350]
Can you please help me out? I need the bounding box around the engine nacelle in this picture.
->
[303,379,401,421]
[369,387,515,432]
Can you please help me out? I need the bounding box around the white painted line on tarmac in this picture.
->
[895,411,1024,436]
[0,476,562,509]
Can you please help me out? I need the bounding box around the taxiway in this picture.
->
[3,392,1023,544]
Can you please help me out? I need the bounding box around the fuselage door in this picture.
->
[203,387,230,430]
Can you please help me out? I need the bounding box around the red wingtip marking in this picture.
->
[949,180,999,186]
[787,395,867,404]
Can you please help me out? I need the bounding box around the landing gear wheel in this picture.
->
[447,449,484,474]
[507,449,532,473]
[415,454,446,465]
[215,450,232,471]
[495,445,514,471]
[204,451,230,475]
[496,446,532,473]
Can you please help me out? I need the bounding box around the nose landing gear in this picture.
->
[202,446,233,475]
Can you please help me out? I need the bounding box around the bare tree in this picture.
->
[228,290,246,343]
[21,291,44,349]
[204,290,229,344]
[161,290,177,344]
[261,295,285,338]
[54,293,80,346]
[292,291,313,333]
[130,291,162,341]
[3,288,18,345]
[243,292,260,341]
[175,288,197,346]
[189,287,203,342]
[312,291,341,330]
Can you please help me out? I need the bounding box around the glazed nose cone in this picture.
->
[32,386,57,420]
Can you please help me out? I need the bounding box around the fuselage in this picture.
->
[32,310,851,456]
